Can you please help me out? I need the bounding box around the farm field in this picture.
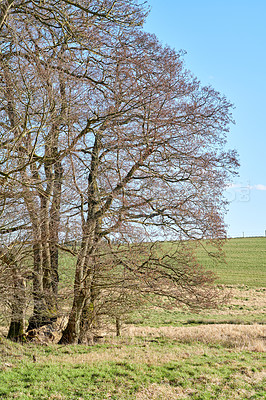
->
[59,237,266,288]
[0,237,265,399]
[195,237,266,287]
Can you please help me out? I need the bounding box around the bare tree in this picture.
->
[59,31,238,343]
[1,1,238,343]
[0,0,148,338]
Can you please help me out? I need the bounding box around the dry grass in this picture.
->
[1,325,265,400]
[38,339,189,366]
[135,382,261,400]
[34,323,265,369]
[216,286,266,315]
[135,383,197,400]
[125,323,266,352]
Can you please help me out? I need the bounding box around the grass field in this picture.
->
[196,237,266,287]
[0,237,265,399]
[0,331,265,399]
[59,237,266,288]
[125,285,266,327]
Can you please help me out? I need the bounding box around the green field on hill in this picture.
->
[196,237,266,287]
[59,237,266,289]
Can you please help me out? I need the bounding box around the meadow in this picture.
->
[59,237,266,288]
[195,237,266,287]
[0,237,265,399]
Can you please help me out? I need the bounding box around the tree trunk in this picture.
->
[27,241,55,331]
[59,232,98,343]
[49,160,63,296]
[6,259,26,341]
[60,134,101,344]
[116,317,121,337]
[78,282,99,343]
[58,291,86,344]
[7,320,24,341]
[59,236,91,343]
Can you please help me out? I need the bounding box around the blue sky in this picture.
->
[144,0,266,238]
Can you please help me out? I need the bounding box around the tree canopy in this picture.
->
[0,0,238,343]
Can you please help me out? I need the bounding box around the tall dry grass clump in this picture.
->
[125,324,266,352]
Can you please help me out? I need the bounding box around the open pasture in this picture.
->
[195,237,266,287]
[0,237,265,399]
[0,330,265,400]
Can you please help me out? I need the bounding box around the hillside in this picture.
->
[196,237,266,287]
[59,237,266,289]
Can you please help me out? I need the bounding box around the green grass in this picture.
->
[59,237,266,288]
[1,238,265,399]
[58,252,76,289]
[125,308,266,327]
[0,338,265,399]
[195,237,266,287]
[56,237,266,327]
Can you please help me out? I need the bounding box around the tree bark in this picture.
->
[7,279,25,341]
[59,134,101,344]
[58,291,86,344]
[116,317,121,337]
[49,160,63,295]
[78,282,99,343]
[58,233,95,344]
[3,252,26,341]
[27,241,47,331]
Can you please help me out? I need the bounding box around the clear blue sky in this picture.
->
[144,0,266,238]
